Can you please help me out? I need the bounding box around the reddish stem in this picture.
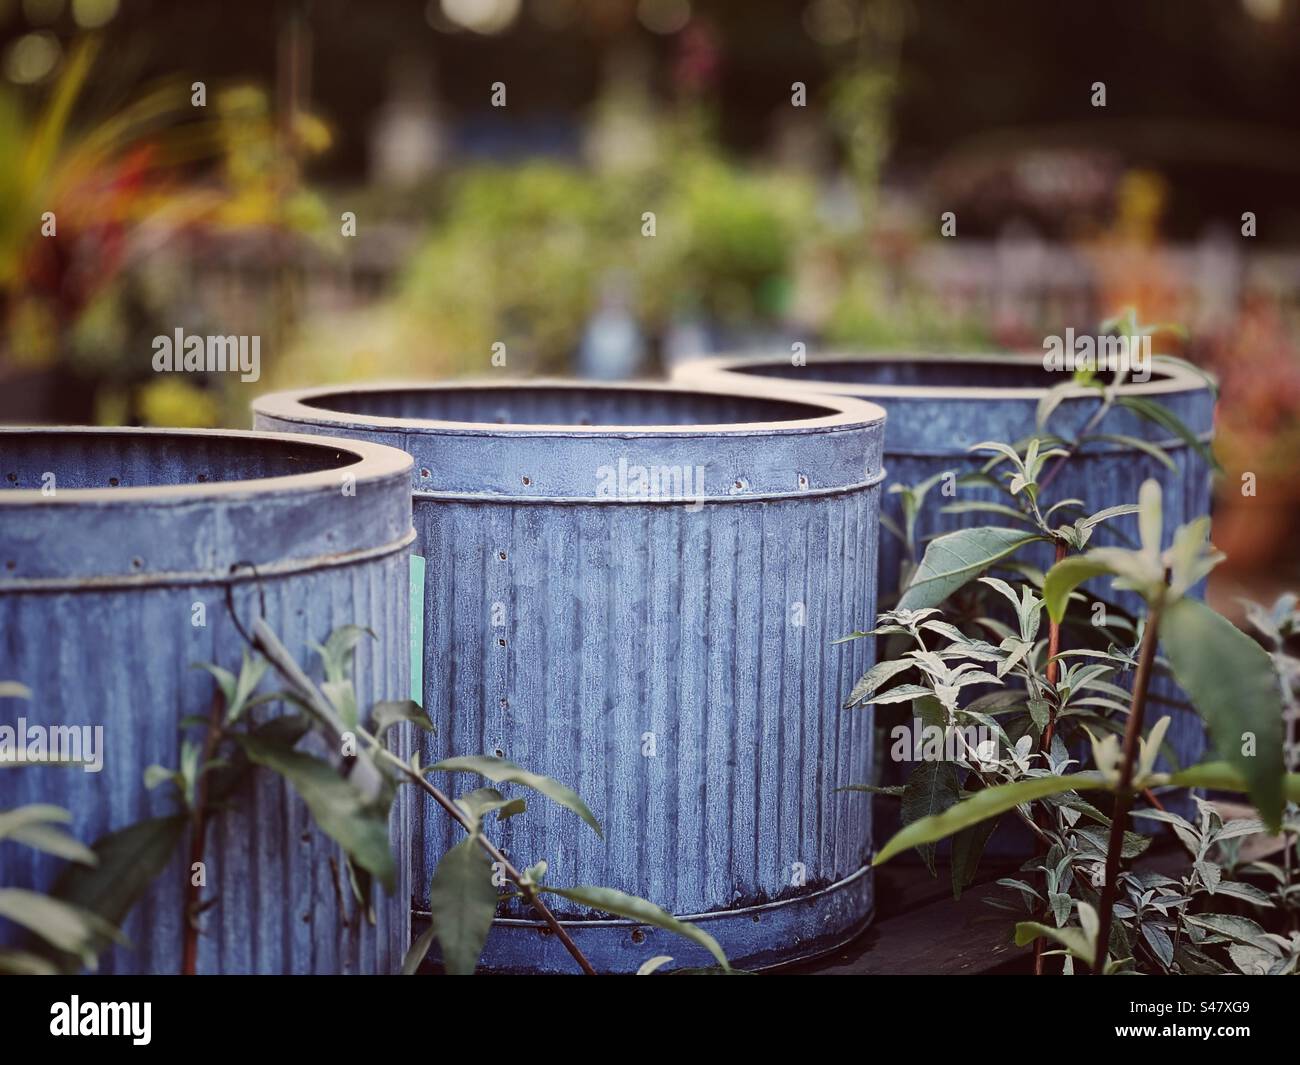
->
[182,691,223,975]
[1093,591,1165,974]
[1034,540,1068,976]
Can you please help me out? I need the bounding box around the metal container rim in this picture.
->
[675,351,1215,400]
[251,377,889,438]
[0,424,413,505]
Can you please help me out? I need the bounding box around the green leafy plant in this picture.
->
[9,613,733,977]
[0,682,134,974]
[851,318,1231,972]
[242,620,733,976]
[863,481,1296,973]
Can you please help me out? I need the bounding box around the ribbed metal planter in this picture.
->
[0,427,414,974]
[674,353,1216,791]
[254,381,887,973]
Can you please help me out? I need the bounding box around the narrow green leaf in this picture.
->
[1211,882,1273,907]
[1036,381,1078,431]
[874,773,1108,866]
[370,699,435,741]
[498,798,526,820]
[969,440,1028,474]
[0,949,59,975]
[0,804,75,842]
[1013,920,1094,964]
[901,760,964,875]
[194,662,237,709]
[1117,395,1217,470]
[870,683,936,706]
[1078,502,1144,530]
[427,838,499,976]
[401,924,437,975]
[898,528,1045,611]
[224,650,269,725]
[454,787,523,825]
[143,764,179,793]
[1080,433,1176,471]
[843,658,915,708]
[235,735,396,889]
[49,814,187,965]
[540,885,729,971]
[1161,598,1286,830]
[1137,480,1162,558]
[1167,763,1300,805]
[5,823,97,866]
[0,889,121,964]
[429,755,601,838]
[313,625,373,685]
[1184,913,1279,954]
[1043,556,1114,624]
[951,815,1000,899]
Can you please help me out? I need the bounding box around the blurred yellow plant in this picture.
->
[135,376,220,428]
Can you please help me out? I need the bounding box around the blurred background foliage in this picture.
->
[1,0,1299,594]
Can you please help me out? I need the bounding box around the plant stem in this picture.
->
[182,691,223,976]
[1092,590,1165,975]
[1039,392,1113,494]
[1041,540,1068,750]
[361,730,598,976]
[244,617,599,975]
[1031,541,1069,976]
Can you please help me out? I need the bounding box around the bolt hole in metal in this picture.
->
[630,929,646,945]
[521,475,532,486]
[497,637,506,647]
[798,473,809,490]
[131,557,144,570]
[498,550,507,561]
[494,748,504,758]
[108,476,120,486]
[420,468,430,479]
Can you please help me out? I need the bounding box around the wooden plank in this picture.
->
[785,880,1020,975]
[789,841,1190,974]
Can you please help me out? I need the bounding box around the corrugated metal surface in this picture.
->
[254,381,887,973]
[0,427,414,974]
[673,354,1216,814]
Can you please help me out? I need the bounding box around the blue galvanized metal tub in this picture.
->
[0,427,415,974]
[673,353,1216,822]
[253,381,887,973]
